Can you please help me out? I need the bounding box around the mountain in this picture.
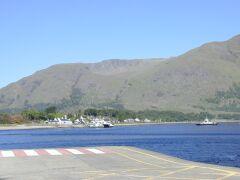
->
[0,35,240,113]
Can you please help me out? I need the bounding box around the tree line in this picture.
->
[84,109,214,122]
[0,106,63,124]
[1,106,240,124]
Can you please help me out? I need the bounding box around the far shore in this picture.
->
[0,124,85,130]
[116,119,240,126]
[0,119,239,130]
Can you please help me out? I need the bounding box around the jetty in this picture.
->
[0,146,239,180]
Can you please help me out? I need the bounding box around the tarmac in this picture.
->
[0,146,239,180]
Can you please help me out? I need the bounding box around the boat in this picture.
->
[196,117,218,125]
[88,118,114,128]
[103,122,114,128]
[88,121,104,128]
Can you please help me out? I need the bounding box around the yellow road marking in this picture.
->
[85,173,117,180]
[78,168,159,180]
[201,172,227,176]
[79,170,106,173]
[68,147,240,180]
[120,146,189,165]
[147,166,197,179]
[157,177,213,180]
[199,166,237,174]
[121,174,152,178]
[120,147,239,175]
[122,167,163,173]
[217,172,238,180]
[75,167,163,175]
[114,149,167,169]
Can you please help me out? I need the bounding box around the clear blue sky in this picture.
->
[0,0,240,88]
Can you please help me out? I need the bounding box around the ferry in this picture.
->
[196,117,218,126]
[88,118,114,128]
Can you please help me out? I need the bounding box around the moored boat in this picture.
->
[87,118,114,128]
[103,122,114,128]
[196,117,218,125]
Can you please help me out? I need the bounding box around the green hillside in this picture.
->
[0,35,240,113]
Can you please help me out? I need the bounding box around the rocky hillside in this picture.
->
[0,35,240,113]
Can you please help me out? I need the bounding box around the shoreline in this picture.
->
[0,120,239,130]
[0,124,85,130]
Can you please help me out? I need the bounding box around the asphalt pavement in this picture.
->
[0,146,239,180]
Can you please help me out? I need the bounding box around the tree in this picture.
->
[45,106,57,114]
[21,109,40,121]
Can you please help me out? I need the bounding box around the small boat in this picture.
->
[196,117,218,125]
[103,122,114,128]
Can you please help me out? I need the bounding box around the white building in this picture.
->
[123,119,135,123]
[59,119,72,125]
[144,118,151,123]
[134,118,141,122]
[46,118,72,125]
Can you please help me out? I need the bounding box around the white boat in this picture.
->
[196,117,218,125]
[88,121,104,128]
[88,118,114,128]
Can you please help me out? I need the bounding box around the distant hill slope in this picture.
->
[0,35,240,113]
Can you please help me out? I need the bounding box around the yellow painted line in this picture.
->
[77,170,107,174]
[82,168,154,179]
[149,166,197,179]
[120,147,189,166]
[201,172,226,176]
[123,174,153,178]
[122,167,159,173]
[123,168,169,174]
[157,177,213,180]
[109,167,155,173]
[74,167,160,174]
[85,173,117,180]
[217,172,238,180]
[120,147,239,175]
[97,172,118,178]
[201,172,227,176]
[199,166,237,174]
[114,149,166,169]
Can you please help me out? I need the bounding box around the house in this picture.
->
[123,119,135,123]
[134,118,141,122]
[45,117,72,125]
[144,118,151,123]
[60,119,72,125]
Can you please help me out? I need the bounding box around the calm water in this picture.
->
[0,123,240,168]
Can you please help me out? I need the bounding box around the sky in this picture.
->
[0,0,240,88]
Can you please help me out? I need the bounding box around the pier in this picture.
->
[0,146,239,180]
